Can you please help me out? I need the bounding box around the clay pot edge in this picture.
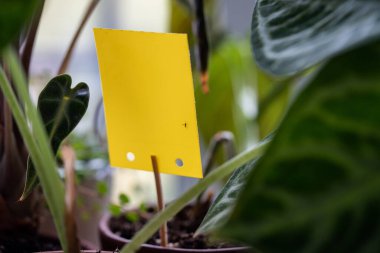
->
[99,212,249,253]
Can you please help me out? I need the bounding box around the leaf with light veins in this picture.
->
[220,42,380,253]
[197,159,258,234]
[20,74,89,200]
[251,0,380,76]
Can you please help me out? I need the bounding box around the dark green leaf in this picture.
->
[0,0,39,51]
[251,0,380,76]
[20,74,89,200]
[220,43,380,252]
[197,159,257,234]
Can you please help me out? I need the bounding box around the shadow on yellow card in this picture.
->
[94,28,203,178]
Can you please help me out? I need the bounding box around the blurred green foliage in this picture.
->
[0,0,38,51]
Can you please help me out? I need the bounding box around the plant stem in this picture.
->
[1,48,67,252]
[57,0,100,74]
[151,155,168,247]
[120,140,270,253]
[62,145,80,253]
[21,0,45,78]
[194,131,236,214]
[193,0,209,94]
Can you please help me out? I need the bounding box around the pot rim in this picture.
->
[99,212,248,252]
[37,251,111,253]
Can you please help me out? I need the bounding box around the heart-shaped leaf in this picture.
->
[20,74,89,200]
[251,0,380,76]
[0,0,38,51]
[220,42,380,252]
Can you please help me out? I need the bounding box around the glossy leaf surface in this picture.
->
[251,0,380,76]
[21,75,89,199]
[221,43,380,253]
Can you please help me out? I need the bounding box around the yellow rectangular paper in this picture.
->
[94,29,203,178]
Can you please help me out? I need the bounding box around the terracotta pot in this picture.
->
[99,213,249,253]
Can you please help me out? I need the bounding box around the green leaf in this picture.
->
[196,40,256,149]
[139,202,147,212]
[20,74,89,200]
[1,48,68,252]
[0,0,39,51]
[126,211,139,223]
[197,159,257,234]
[251,0,380,76]
[220,43,380,252]
[96,181,108,197]
[109,203,122,217]
[119,193,130,205]
[256,70,291,139]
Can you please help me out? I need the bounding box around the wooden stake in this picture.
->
[151,155,168,247]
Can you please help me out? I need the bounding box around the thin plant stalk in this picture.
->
[57,0,100,74]
[62,145,80,253]
[151,155,168,247]
[120,139,270,253]
[21,0,45,77]
[0,48,67,252]
[193,0,209,93]
[195,131,236,208]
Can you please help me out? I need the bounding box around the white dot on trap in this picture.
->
[175,158,184,167]
[126,152,135,161]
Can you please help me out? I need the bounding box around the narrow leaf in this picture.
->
[197,159,257,234]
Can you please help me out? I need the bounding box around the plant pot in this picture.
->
[99,212,249,253]
[37,251,112,253]
[0,229,96,252]
[39,230,97,251]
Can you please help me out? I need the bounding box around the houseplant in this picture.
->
[0,0,99,251]
[114,1,380,253]
[4,0,380,253]
[99,131,248,252]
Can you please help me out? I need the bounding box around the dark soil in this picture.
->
[0,232,62,253]
[109,201,240,249]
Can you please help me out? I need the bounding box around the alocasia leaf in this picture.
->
[20,74,89,200]
[219,42,380,253]
[251,0,380,76]
[0,0,39,51]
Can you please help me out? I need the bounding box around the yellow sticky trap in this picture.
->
[94,29,203,178]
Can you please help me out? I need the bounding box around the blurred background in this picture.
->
[29,0,286,246]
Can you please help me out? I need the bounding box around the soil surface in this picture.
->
[109,201,240,249]
[0,232,62,253]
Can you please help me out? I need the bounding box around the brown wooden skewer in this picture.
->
[151,155,168,247]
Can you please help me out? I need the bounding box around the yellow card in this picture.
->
[94,29,203,178]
